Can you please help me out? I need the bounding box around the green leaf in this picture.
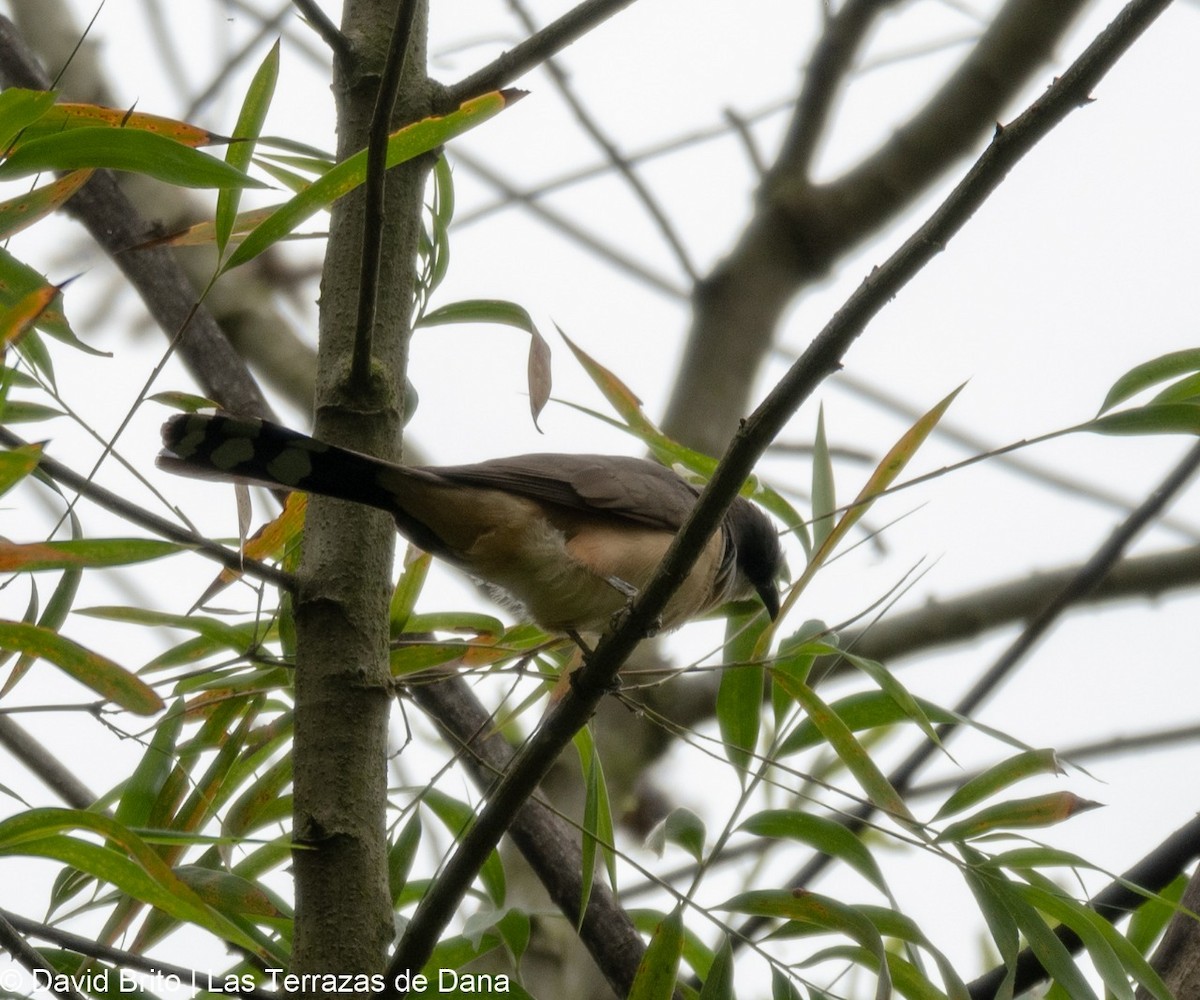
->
[0,87,57,149]
[0,127,268,189]
[422,788,506,907]
[628,907,685,1000]
[223,90,521,271]
[698,935,735,1000]
[811,406,835,551]
[388,813,423,906]
[739,809,888,893]
[0,620,163,714]
[0,537,180,571]
[936,792,1101,843]
[771,668,913,823]
[0,169,93,240]
[933,748,1063,820]
[116,701,185,828]
[1088,402,1200,437]
[1099,349,1200,413]
[720,890,890,1000]
[417,298,551,428]
[646,808,706,863]
[0,808,262,953]
[717,608,768,773]
[217,40,279,253]
[0,442,42,498]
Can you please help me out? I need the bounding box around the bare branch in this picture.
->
[443,0,637,106]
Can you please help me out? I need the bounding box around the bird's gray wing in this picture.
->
[423,453,700,531]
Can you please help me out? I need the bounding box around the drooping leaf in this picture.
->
[418,299,551,429]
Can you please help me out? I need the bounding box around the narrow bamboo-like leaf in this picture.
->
[717,609,766,773]
[0,537,180,571]
[937,792,1101,843]
[0,246,81,349]
[116,701,185,828]
[217,40,279,254]
[1125,874,1187,957]
[780,690,958,756]
[176,865,281,918]
[961,864,1019,1000]
[17,102,216,148]
[698,935,735,1000]
[0,128,267,189]
[0,400,65,423]
[223,90,521,271]
[720,890,890,1000]
[0,87,57,149]
[1087,403,1200,437]
[629,906,685,1000]
[811,406,835,551]
[390,549,432,635]
[1099,349,1200,413]
[0,808,262,953]
[0,442,42,498]
[772,668,913,822]
[933,749,1064,820]
[989,876,1099,1000]
[1017,875,1172,1000]
[0,169,92,239]
[0,620,163,713]
[574,727,599,924]
[422,788,506,907]
[418,298,551,428]
[388,813,423,906]
[840,648,941,748]
[646,808,706,863]
[1150,370,1200,405]
[740,809,887,893]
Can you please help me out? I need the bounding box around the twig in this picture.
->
[291,0,351,64]
[0,909,87,1000]
[443,0,637,106]
[351,0,420,390]
[503,0,699,282]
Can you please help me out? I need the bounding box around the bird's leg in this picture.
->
[604,575,661,638]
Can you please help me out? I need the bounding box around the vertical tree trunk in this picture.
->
[290,0,433,982]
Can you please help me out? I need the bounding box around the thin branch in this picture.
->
[503,0,699,283]
[184,1,293,120]
[0,716,94,808]
[384,0,1174,983]
[0,910,87,1000]
[443,0,637,107]
[0,908,281,1000]
[408,675,649,999]
[351,0,420,391]
[776,0,901,174]
[291,0,351,64]
[0,427,294,592]
[453,148,687,298]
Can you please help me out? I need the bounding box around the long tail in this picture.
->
[158,413,446,552]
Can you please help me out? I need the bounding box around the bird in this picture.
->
[158,412,783,634]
